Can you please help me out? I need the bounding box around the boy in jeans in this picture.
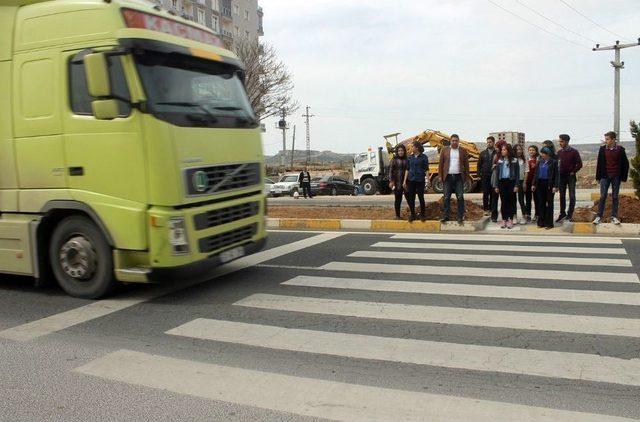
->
[594,131,629,225]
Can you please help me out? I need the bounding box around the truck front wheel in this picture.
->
[49,216,117,299]
[361,178,378,195]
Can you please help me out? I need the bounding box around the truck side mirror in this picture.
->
[92,99,119,120]
[84,53,111,98]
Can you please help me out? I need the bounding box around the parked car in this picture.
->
[270,173,300,197]
[264,177,275,196]
[310,176,358,196]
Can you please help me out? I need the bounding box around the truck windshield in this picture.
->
[134,50,258,128]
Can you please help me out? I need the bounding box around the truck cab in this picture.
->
[0,0,267,298]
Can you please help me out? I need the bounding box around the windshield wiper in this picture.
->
[155,101,217,120]
[212,106,245,111]
[234,116,259,128]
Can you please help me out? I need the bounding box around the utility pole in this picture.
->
[276,108,289,172]
[593,38,640,136]
[302,106,314,166]
[290,125,296,170]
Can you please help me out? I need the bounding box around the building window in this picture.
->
[197,0,205,4]
[211,0,219,11]
[211,15,219,33]
[197,8,206,25]
[171,0,178,8]
[245,30,250,38]
[234,26,240,37]
[244,10,250,20]
[233,3,239,15]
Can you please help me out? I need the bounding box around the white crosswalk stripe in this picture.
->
[235,293,640,337]
[373,241,628,255]
[349,250,633,267]
[321,261,639,283]
[167,318,640,386]
[75,349,635,422]
[391,233,623,244]
[282,275,640,306]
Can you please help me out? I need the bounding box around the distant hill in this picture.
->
[265,149,355,166]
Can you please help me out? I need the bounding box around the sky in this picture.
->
[259,0,639,155]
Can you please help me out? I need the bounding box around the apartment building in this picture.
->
[153,0,263,48]
[490,131,526,146]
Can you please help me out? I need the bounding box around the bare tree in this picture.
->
[233,39,299,120]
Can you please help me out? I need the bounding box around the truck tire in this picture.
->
[361,178,378,195]
[463,177,476,193]
[432,176,444,194]
[49,215,117,299]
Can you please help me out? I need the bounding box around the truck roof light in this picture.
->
[121,8,223,48]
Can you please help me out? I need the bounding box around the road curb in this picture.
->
[267,217,489,233]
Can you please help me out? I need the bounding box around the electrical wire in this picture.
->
[558,0,630,42]
[486,0,588,48]
[515,0,597,43]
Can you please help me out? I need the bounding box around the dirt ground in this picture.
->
[269,198,485,220]
[572,195,640,223]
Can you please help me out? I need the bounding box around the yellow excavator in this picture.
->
[383,130,481,193]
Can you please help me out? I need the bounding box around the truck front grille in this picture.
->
[193,201,259,231]
[185,162,261,196]
[198,223,257,254]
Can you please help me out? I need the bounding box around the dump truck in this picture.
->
[0,0,267,298]
[352,130,481,195]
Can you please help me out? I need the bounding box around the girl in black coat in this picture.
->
[388,144,408,219]
[532,146,559,229]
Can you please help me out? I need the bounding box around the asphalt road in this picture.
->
[1,231,640,421]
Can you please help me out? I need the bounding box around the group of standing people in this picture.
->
[477,131,629,228]
[389,134,470,223]
[388,130,629,227]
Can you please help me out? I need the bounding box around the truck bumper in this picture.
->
[147,237,267,282]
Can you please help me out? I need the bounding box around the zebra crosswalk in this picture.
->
[74,232,640,421]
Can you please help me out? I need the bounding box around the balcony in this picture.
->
[221,29,234,39]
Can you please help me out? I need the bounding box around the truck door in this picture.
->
[62,50,147,205]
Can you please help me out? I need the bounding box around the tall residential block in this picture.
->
[153,0,263,47]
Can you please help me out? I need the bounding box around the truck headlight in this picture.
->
[168,217,189,255]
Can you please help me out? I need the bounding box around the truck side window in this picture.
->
[69,57,132,117]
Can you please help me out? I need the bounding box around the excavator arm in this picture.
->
[387,130,480,160]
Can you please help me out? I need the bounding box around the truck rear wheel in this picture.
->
[49,216,117,299]
[463,177,476,193]
[361,178,378,195]
[432,176,444,194]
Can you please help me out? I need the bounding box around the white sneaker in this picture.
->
[611,217,621,225]
[592,216,601,225]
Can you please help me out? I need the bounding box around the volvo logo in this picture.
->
[192,171,209,192]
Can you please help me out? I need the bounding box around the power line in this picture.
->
[559,0,630,42]
[486,0,588,48]
[514,0,596,43]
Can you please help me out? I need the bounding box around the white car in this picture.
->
[270,174,300,197]
[264,177,275,196]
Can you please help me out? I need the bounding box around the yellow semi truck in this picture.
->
[0,0,267,298]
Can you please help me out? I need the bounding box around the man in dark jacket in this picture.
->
[594,131,629,225]
[556,134,582,222]
[439,134,470,224]
[298,167,313,199]
[477,136,497,220]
